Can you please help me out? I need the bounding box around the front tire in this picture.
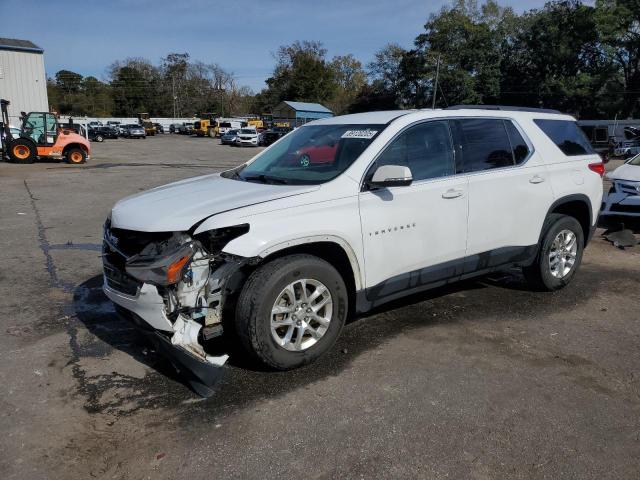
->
[236,254,348,370]
[523,214,584,291]
[8,139,36,164]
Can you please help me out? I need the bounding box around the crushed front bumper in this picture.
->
[114,305,226,397]
[103,275,229,397]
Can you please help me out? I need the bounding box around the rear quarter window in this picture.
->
[534,119,595,156]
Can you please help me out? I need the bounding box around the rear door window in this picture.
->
[454,119,514,172]
[504,121,531,165]
[534,119,595,156]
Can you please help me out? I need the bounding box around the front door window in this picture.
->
[23,113,45,145]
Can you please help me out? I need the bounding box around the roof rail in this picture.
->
[445,105,562,114]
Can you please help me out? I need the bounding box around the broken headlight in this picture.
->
[193,224,249,255]
[125,234,196,286]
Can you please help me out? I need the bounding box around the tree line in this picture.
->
[47,0,640,120]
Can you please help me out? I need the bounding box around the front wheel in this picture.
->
[8,139,36,164]
[236,254,348,370]
[523,214,584,291]
[95,134,104,142]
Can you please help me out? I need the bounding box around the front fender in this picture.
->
[192,196,365,290]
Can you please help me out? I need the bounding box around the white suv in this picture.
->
[103,106,603,392]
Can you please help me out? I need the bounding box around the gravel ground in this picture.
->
[0,134,638,480]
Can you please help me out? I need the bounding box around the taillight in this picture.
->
[588,162,605,177]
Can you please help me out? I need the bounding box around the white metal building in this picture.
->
[0,38,48,125]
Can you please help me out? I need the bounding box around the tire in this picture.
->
[8,138,36,164]
[95,135,104,142]
[65,147,86,164]
[523,214,584,291]
[236,254,348,370]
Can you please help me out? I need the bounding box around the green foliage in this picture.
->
[45,1,640,120]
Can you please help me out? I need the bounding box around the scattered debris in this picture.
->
[603,228,639,249]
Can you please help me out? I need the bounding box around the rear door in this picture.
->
[358,120,469,301]
[452,118,554,272]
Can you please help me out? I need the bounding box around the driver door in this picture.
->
[23,113,46,144]
[358,120,468,302]
[44,113,58,145]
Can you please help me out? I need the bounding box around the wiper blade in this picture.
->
[243,174,288,185]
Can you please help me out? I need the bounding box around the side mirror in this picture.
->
[368,164,413,188]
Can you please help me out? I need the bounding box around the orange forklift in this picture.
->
[1,99,90,164]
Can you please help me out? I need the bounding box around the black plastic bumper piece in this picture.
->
[115,307,225,397]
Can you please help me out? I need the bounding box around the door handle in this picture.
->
[442,189,463,199]
[529,175,545,184]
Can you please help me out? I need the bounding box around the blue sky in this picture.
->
[2,0,550,92]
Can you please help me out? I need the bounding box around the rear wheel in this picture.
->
[66,147,86,164]
[523,214,584,291]
[236,254,348,370]
[8,139,36,164]
[94,134,104,142]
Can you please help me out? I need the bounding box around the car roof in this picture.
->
[312,110,412,125]
[309,107,575,126]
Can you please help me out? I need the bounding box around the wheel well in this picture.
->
[261,242,357,316]
[62,143,88,155]
[550,199,591,245]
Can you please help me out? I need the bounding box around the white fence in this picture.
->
[58,116,199,130]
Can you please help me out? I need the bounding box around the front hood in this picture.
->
[608,163,640,182]
[111,173,318,232]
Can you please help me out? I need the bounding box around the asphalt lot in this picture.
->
[1,134,639,479]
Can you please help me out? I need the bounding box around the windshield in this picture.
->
[226,129,239,135]
[229,123,384,185]
[220,122,232,128]
[627,154,640,166]
[240,129,255,134]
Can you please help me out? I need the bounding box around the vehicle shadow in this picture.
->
[71,263,613,414]
[72,275,189,393]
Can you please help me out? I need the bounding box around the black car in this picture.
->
[153,123,165,134]
[260,126,292,146]
[94,126,118,139]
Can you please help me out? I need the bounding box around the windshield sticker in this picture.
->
[341,129,378,139]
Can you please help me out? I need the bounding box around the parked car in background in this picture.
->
[88,128,105,142]
[1,124,21,149]
[102,106,603,394]
[600,154,640,229]
[260,126,292,146]
[178,123,194,135]
[220,129,240,145]
[153,123,165,134]
[94,126,119,139]
[169,123,181,134]
[122,124,146,139]
[88,121,103,129]
[237,128,259,147]
[106,121,121,130]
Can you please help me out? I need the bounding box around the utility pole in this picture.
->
[172,75,176,118]
[432,54,441,110]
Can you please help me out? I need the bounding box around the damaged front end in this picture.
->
[102,218,251,396]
